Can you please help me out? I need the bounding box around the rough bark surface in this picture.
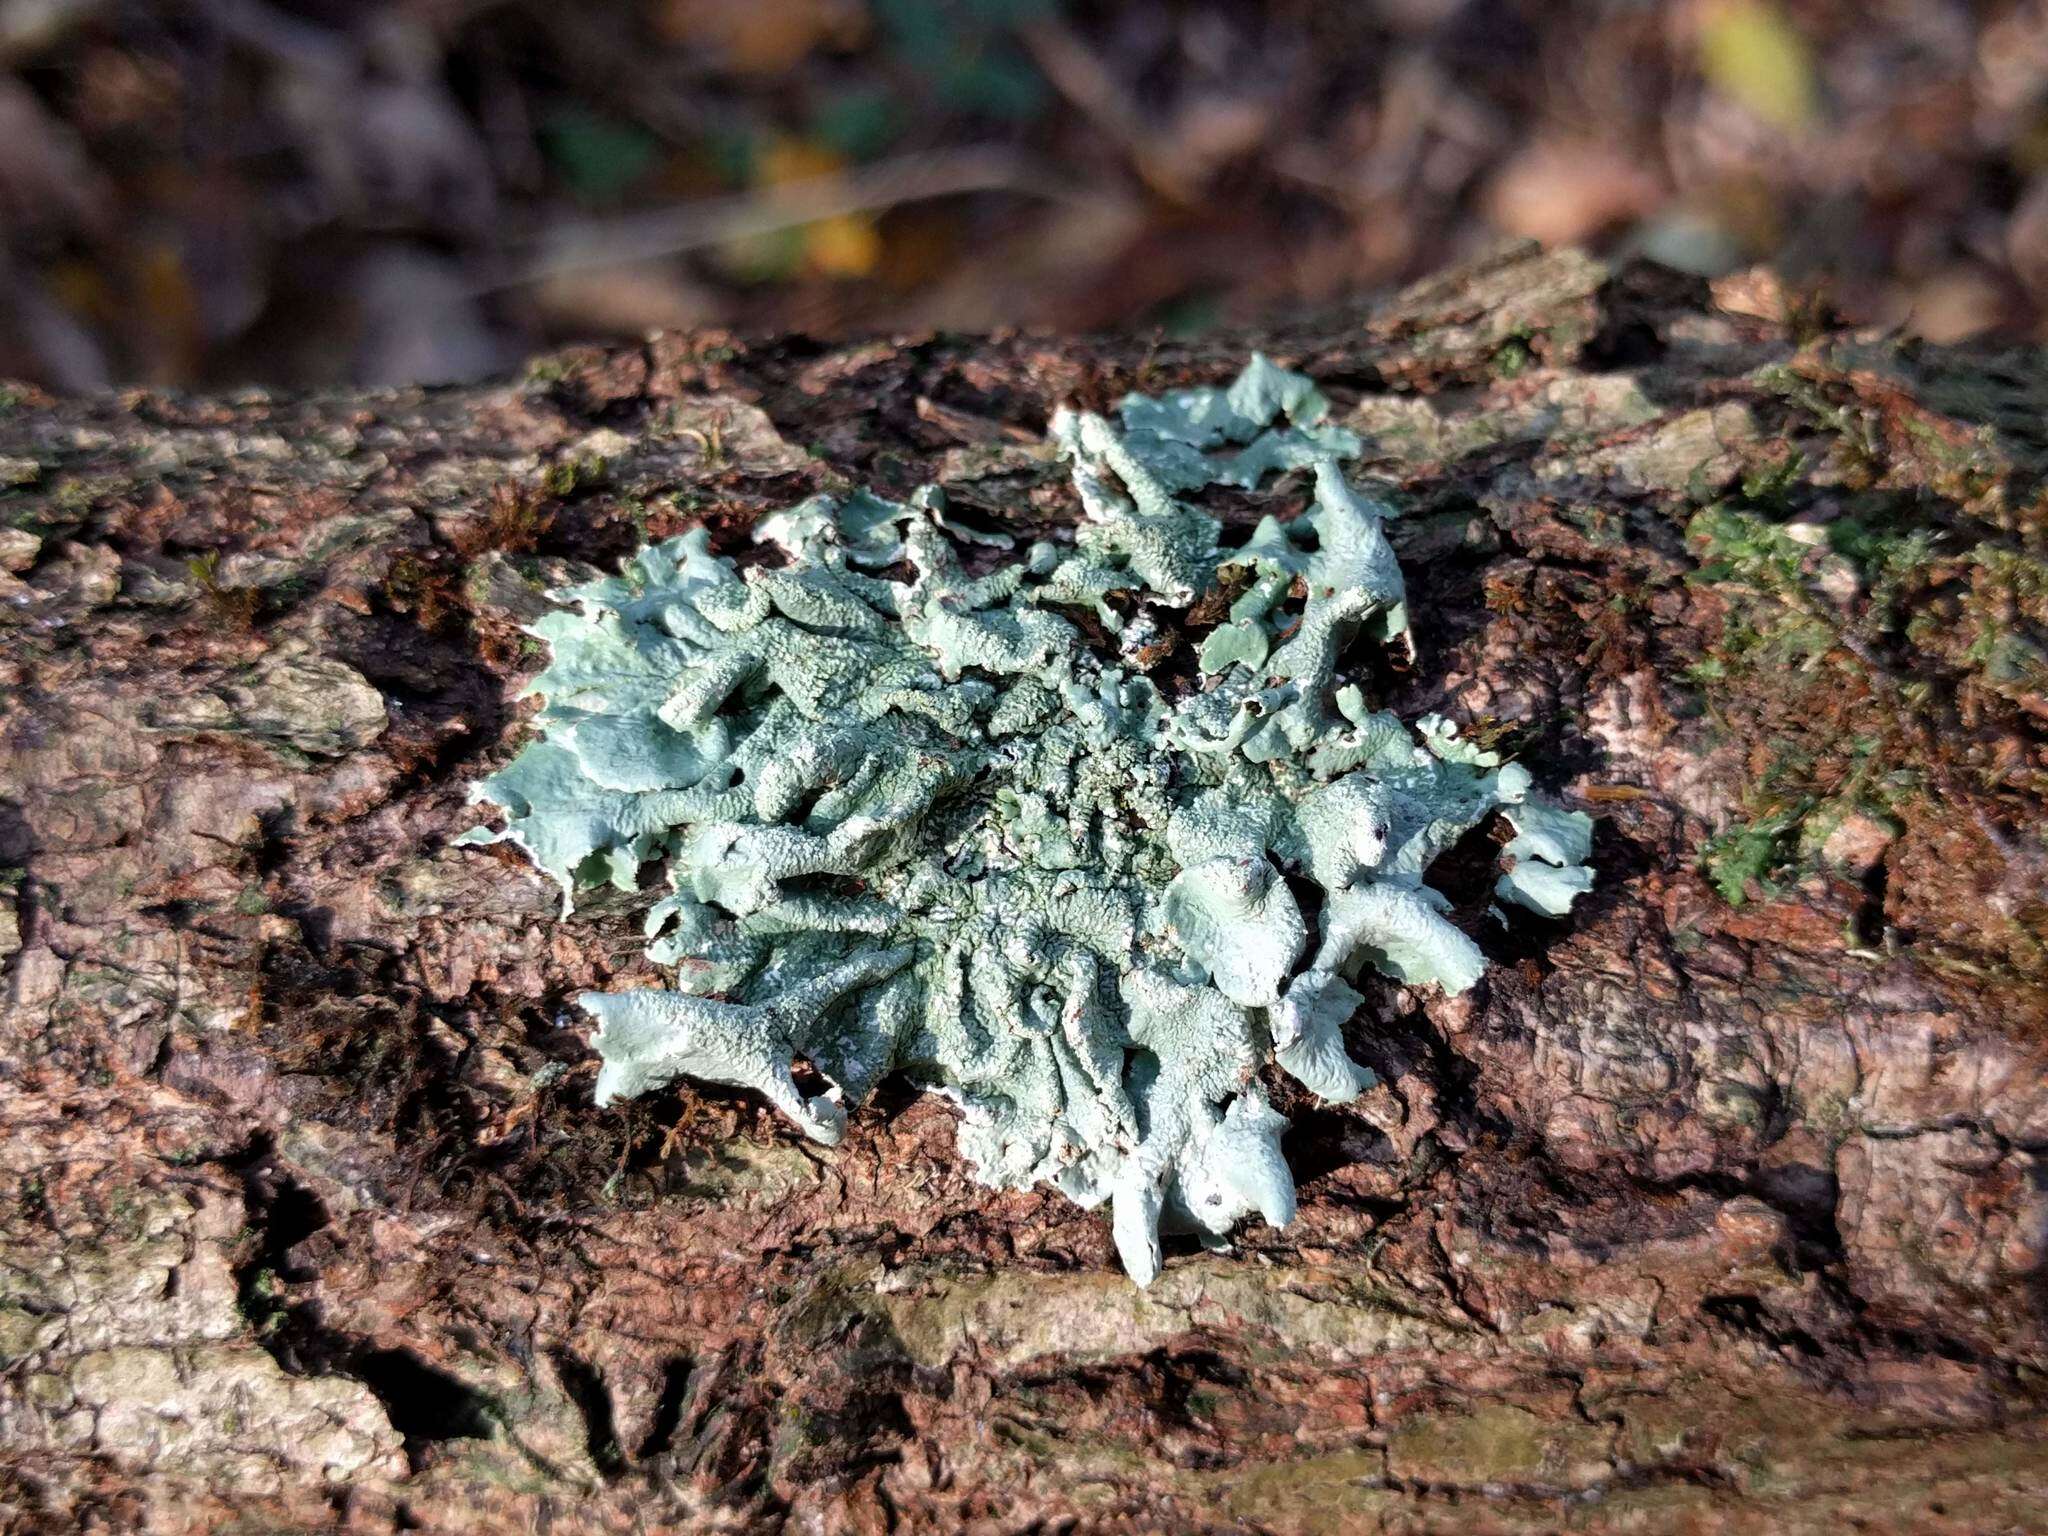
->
[1,244,2045,1534]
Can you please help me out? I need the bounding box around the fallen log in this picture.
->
[1,244,2043,1533]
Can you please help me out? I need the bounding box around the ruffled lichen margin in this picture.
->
[460,356,1593,1284]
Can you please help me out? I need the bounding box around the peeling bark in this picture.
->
[1,245,2044,1534]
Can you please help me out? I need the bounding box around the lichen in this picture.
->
[462,356,1593,1284]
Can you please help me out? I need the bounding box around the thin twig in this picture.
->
[1018,15,1192,203]
[490,145,1071,294]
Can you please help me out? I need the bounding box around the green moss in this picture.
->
[1680,473,2038,923]
[1492,336,1535,379]
[541,454,609,498]
[1701,804,1807,906]
[48,475,127,522]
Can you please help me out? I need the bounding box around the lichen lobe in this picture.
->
[463,355,1593,1284]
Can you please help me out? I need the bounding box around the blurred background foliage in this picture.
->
[1,0,2045,389]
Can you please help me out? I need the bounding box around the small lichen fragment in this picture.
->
[466,355,1593,1284]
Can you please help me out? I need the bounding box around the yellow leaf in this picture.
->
[1698,0,1819,132]
[654,0,868,76]
[759,136,846,187]
[749,136,879,278]
[804,213,881,279]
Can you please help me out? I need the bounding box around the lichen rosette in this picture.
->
[462,357,1592,1283]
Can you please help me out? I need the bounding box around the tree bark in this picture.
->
[1,244,2044,1534]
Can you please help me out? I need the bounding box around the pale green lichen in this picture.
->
[462,356,1593,1285]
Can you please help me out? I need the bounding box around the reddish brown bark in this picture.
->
[1,245,2043,1533]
